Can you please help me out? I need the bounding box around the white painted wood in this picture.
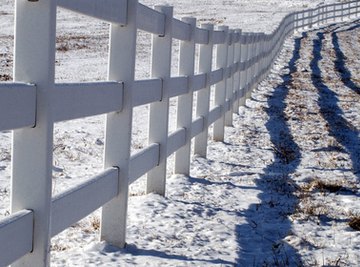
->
[223,66,231,80]
[147,6,173,196]
[233,29,242,113]
[258,33,266,82]
[244,33,253,99]
[310,9,314,28]
[194,27,209,44]
[173,18,191,41]
[213,26,229,141]
[0,83,36,131]
[239,61,246,72]
[254,34,262,88]
[51,168,118,237]
[191,117,205,138]
[53,82,123,122]
[129,143,160,184]
[263,33,271,78]
[137,3,165,35]
[232,31,240,44]
[231,62,239,75]
[11,0,56,266]
[175,17,196,175]
[191,73,207,92]
[209,68,224,86]
[58,0,127,25]
[225,99,232,113]
[133,79,162,107]
[247,33,257,97]
[0,210,33,267]
[101,0,137,249]
[239,31,247,106]
[353,1,357,18]
[167,128,186,157]
[213,30,227,44]
[194,23,214,157]
[225,30,235,126]
[295,12,301,29]
[167,76,189,98]
[324,6,328,24]
[208,106,222,126]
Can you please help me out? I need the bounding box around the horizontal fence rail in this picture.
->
[0,0,359,266]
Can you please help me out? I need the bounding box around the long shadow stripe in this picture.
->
[236,34,305,266]
[332,29,360,95]
[310,32,360,179]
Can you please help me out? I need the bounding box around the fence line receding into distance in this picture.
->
[0,0,359,266]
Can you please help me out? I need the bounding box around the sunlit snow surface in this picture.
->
[0,0,359,266]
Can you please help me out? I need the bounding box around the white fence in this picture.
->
[0,0,359,266]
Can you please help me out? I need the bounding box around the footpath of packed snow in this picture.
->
[0,0,359,266]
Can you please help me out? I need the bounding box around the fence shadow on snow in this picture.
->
[310,30,360,181]
[235,34,306,266]
[331,20,360,95]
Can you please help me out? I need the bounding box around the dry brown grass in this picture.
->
[300,179,343,194]
[0,74,12,81]
[82,216,100,234]
[349,216,360,231]
[310,180,343,193]
[91,216,100,231]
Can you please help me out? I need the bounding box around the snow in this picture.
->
[1,0,360,266]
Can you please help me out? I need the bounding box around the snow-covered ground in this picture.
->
[1,0,359,266]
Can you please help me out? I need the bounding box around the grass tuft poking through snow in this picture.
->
[349,216,360,231]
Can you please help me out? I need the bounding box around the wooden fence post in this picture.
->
[255,34,262,88]
[320,7,323,25]
[296,12,299,30]
[147,6,173,195]
[258,33,265,82]
[213,26,229,141]
[11,0,56,266]
[233,29,242,114]
[252,34,259,91]
[309,9,313,28]
[250,33,258,96]
[194,24,214,157]
[298,12,302,30]
[239,32,247,106]
[245,33,253,100]
[225,30,235,127]
[174,17,196,175]
[246,33,256,98]
[100,0,137,248]
[291,11,296,33]
[256,33,265,84]
[263,33,269,79]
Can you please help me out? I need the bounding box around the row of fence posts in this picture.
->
[4,0,360,266]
